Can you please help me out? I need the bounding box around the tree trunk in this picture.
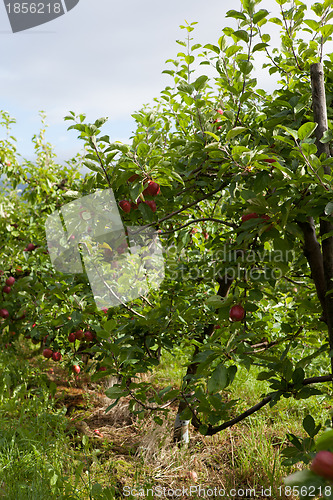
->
[310,62,333,425]
[173,274,234,443]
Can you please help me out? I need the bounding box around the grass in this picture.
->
[0,342,330,499]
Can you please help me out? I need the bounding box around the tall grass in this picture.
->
[0,343,329,499]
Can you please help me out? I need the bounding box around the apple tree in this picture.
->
[63,0,333,466]
[0,112,115,374]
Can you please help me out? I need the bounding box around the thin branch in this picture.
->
[280,4,303,72]
[130,182,229,235]
[203,374,333,435]
[162,217,236,234]
[90,138,112,188]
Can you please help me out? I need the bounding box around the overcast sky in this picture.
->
[0,0,325,164]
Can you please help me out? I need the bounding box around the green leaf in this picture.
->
[301,143,317,156]
[320,24,333,38]
[83,160,102,173]
[303,19,320,31]
[238,60,253,75]
[269,17,283,26]
[193,75,209,91]
[298,122,317,141]
[207,364,228,393]
[137,142,150,157]
[325,201,333,215]
[226,9,247,20]
[104,319,117,332]
[226,127,248,140]
[292,367,305,385]
[233,30,250,43]
[205,295,224,308]
[228,365,237,385]
[225,45,242,57]
[303,415,316,437]
[62,190,80,199]
[204,131,220,141]
[203,43,220,55]
[105,386,127,399]
[252,42,269,53]
[278,125,298,140]
[177,81,194,94]
[320,129,333,143]
[253,9,269,24]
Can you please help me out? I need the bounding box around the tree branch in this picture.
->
[203,374,333,435]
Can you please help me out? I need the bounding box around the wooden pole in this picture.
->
[310,63,333,424]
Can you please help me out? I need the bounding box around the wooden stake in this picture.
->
[310,63,333,423]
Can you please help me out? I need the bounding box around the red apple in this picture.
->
[43,348,53,359]
[101,308,108,314]
[15,266,23,274]
[217,108,224,115]
[0,270,3,275]
[68,332,76,342]
[75,329,84,340]
[214,324,221,330]
[3,286,11,294]
[229,304,245,322]
[311,451,333,480]
[241,213,259,223]
[52,352,62,362]
[143,181,160,196]
[98,366,107,372]
[84,330,94,341]
[25,243,36,251]
[131,201,139,210]
[0,308,9,319]
[6,277,15,286]
[72,365,81,374]
[145,200,157,212]
[119,200,131,213]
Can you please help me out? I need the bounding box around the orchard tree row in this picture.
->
[1,0,333,495]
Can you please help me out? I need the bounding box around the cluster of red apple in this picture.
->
[2,275,15,295]
[42,348,62,362]
[43,348,80,374]
[119,180,160,214]
[42,329,96,373]
[67,329,95,342]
